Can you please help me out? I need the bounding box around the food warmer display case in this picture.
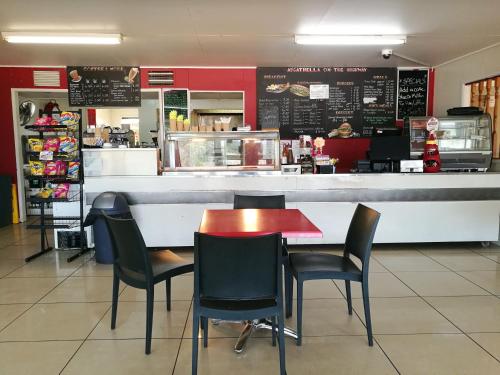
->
[164,131,280,172]
[408,114,492,171]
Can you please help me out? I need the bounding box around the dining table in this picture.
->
[198,208,323,352]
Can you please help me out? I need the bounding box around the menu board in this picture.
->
[67,66,141,107]
[397,69,428,119]
[164,89,189,119]
[258,67,397,138]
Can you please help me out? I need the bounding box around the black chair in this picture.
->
[286,204,380,346]
[103,214,193,354]
[192,233,286,375]
[234,194,285,209]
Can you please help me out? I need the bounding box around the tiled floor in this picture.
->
[1,224,500,374]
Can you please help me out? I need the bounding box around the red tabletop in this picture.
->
[199,209,323,238]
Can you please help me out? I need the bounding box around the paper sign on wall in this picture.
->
[309,84,330,99]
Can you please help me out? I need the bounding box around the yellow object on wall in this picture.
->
[11,183,19,224]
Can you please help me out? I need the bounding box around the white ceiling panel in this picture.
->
[0,0,499,67]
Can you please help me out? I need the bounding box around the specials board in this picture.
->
[67,66,141,107]
[397,69,428,119]
[257,67,397,138]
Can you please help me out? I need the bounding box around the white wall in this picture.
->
[434,44,500,116]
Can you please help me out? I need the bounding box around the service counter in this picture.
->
[84,173,500,247]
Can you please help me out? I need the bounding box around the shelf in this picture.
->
[26,175,80,183]
[27,223,74,229]
[27,197,70,203]
[25,125,69,132]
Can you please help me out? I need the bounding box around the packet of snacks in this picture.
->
[37,188,53,199]
[28,138,44,152]
[53,183,70,198]
[43,137,60,152]
[55,160,67,176]
[67,161,79,180]
[29,161,45,176]
[59,136,77,153]
[44,161,58,175]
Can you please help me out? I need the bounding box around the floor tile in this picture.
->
[6,253,85,277]
[377,334,500,375]
[427,253,500,271]
[286,298,368,337]
[89,300,190,339]
[334,273,416,298]
[0,259,25,277]
[352,297,459,334]
[469,333,500,361]
[0,277,64,303]
[119,276,194,302]
[72,259,114,276]
[40,276,125,303]
[174,336,397,375]
[0,244,44,260]
[393,271,489,297]
[0,302,109,341]
[480,253,500,263]
[374,251,448,272]
[0,341,81,375]
[372,244,418,251]
[458,270,500,295]
[0,304,32,330]
[291,279,345,299]
[425,296,500,333]
[62,339,180,374]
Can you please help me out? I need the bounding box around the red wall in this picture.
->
[0,67,256,182]
[0,67,434,180]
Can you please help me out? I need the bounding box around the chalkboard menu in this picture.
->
[257,67,397,138]
[67,66,141,107]
[397,69,428,119]
[164,89,189,119]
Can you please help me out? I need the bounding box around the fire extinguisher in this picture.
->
[423,131,441,173]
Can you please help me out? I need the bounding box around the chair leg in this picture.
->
[202,316,208,348]
[278,312,287,375]
[166,278,171,311]
[192,309,200,375]
[285,270,293,318]
[111,273,119,329]
[345,280,353,315]
[296,280,303,346]
[271,316,276,346]
[361,281,373,346]
[145,286,154,354]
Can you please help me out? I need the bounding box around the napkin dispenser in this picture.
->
[400,160,423,173]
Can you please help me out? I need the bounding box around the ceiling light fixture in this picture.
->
[1,32,122,45]
[294,34,407,46]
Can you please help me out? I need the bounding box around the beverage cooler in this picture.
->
[408,114,493,171]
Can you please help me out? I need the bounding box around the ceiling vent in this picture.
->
[33,70,61,87]
[148,70,174,86]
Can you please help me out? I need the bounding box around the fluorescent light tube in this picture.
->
[1,32,122,45]
[295,34,406,46]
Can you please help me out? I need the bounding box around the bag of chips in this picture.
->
[55,160,67,176]
[67,161,79,180]
[53,183,70,198]
[44,138,60,152]
[58,136,77,153]
[29,161,45,176]
[44,161,57,175]
[28,138,44,152]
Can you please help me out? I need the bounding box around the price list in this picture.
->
[67,66,141,107]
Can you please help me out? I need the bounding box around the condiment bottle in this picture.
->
[287,148,294,165]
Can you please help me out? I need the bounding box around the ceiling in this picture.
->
[1,0,499,67]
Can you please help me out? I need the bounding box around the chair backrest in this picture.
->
[194,232,282,301]
[343,204,381,266]
[233,194,285,209]
[103,214,153,281]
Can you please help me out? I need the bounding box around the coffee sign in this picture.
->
[67,66,141,107]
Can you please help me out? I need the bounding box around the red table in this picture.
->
[198,208,322,353]
[199,209,323,238]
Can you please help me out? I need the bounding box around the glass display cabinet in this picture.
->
[164,131,280,172]
[408,114,492,171]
